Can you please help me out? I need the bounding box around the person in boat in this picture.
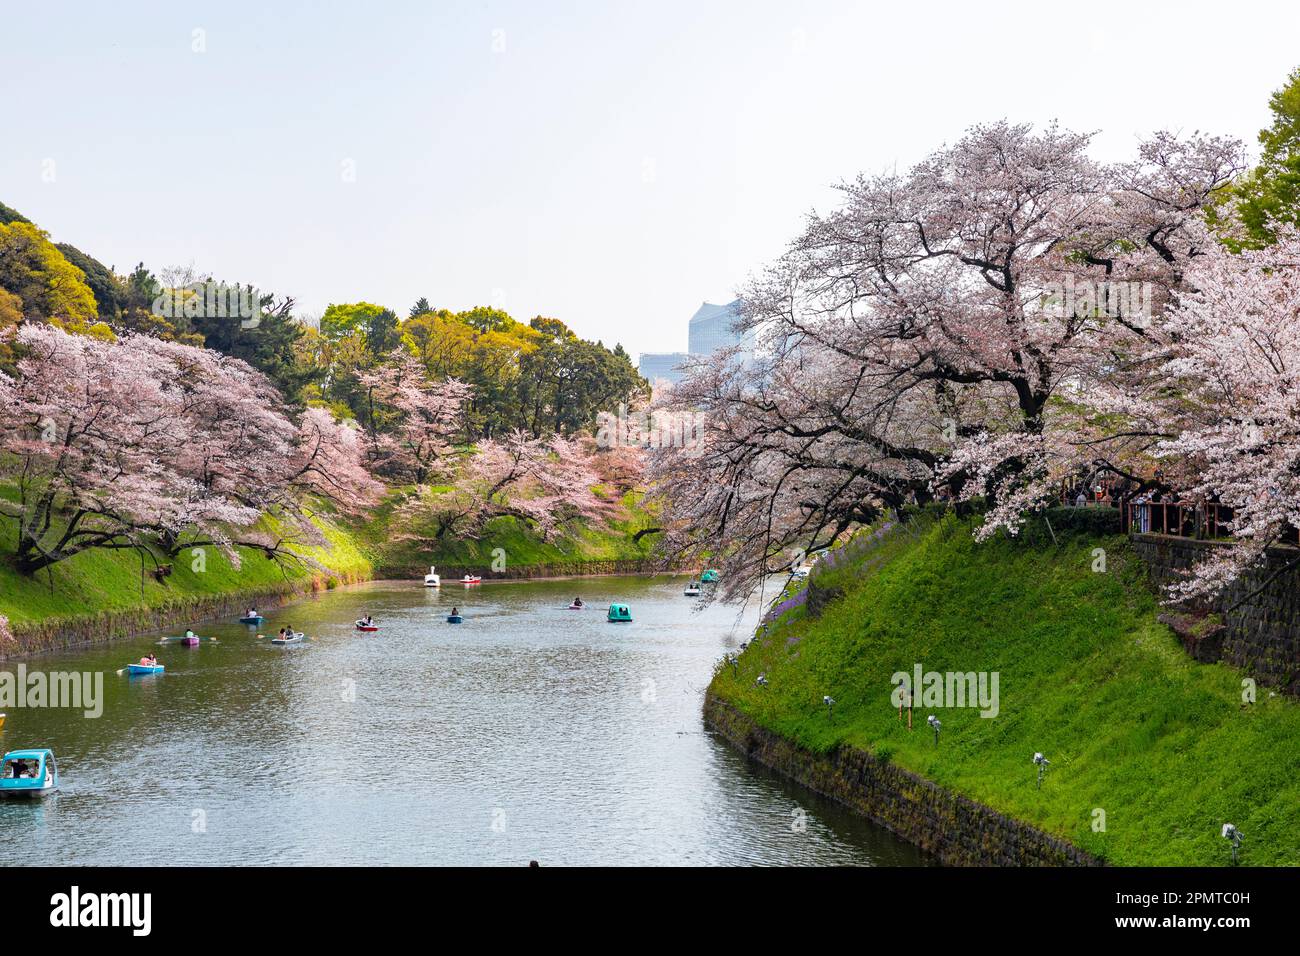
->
[277,627,287,640]
[185,629,195,639]
[450,607,459,617]
[363,615,374,626]
[573,597,583,607]
[140,653,158,666]
[248,607,258,618]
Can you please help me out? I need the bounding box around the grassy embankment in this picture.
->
[1,485,659,639]
[0,508,372,634]
[710,511,1300,866]
[353,487,659,572]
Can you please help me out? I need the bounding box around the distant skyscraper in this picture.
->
[637,351,692,386]
[637,298,752,391]
[688,299,748,357]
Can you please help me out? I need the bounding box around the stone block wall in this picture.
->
[1131,534,1300,695]
[704,693,1101,867]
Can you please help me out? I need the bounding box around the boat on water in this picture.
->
[181,636,201,646]
[684,581,702,596]
[424,566,441,588]
[355,621,379,632]
[446,614,464,624]
[0,749,58,799]
[567,601,585,610]
[700,569,720,583]
[127,663,164,675]
[607,603,633,623]
[460,575,482,585]
[239,614,264,625]
[270,631,305,645]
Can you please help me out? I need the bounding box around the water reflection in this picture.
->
[0,577,925,866]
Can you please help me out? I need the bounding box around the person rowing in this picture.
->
[572,597,583,608]
[140,653,158,667]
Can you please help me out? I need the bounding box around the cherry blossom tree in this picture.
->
[651,123,1245,599]
[1098,228,1300,602]
[357,349,471,484]
[393,430,614,544]
[0,324,377,575]
[649,346,940,601]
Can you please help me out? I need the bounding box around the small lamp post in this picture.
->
[1222,823,1243,865]
[927,714,941,746]
[1033,752,1050,789]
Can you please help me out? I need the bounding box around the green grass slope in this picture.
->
[711,513,1300,866]
[1,481,658,635]
[0,511,371,631]
[355,489,659,573]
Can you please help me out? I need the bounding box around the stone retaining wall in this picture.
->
[704,693,1101,867]
[1131,534,1300,695]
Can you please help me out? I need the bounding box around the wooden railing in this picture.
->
[1126,500,1236,540]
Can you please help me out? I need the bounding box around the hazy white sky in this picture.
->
[3,0,1298,359]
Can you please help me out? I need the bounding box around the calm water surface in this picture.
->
[0,576,925,866]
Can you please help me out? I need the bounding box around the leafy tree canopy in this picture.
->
[1228,66,1300,248]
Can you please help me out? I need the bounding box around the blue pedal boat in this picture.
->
[239,615,264,625]
[700,569,720,583]
[126,663,164,675]
[446,614,464,624]
[0,749,59,799]
[607,603,632,623]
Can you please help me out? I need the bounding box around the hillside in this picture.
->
[353,488,660,574]
[0,485,659,649]
[0,509,372,637]
[709,512,1300,866]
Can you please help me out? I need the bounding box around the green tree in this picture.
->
[403,309,472,378]
[0,201,31,225]
[456,305,515,334]
[191,289,318,402]
[365,307,401,358]
[55,243,122,320]
[0,220,99,331]
[1230,66,1300,248]
[320,301,398,352]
